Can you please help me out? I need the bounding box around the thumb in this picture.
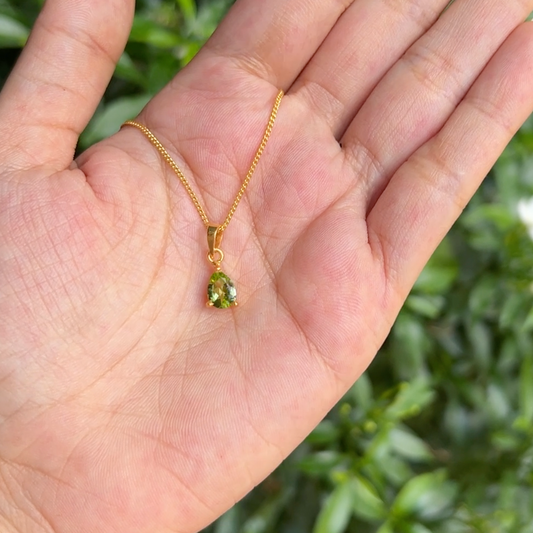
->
[0,0,134,172]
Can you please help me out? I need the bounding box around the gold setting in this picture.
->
[122,90,284,308]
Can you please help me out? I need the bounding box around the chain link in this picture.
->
[122,89,284,232]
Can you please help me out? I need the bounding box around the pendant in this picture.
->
[206,226,238,308]
[207,271,237,308]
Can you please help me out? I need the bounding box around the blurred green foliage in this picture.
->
[1,1,533,532]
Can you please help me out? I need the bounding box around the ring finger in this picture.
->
[290,0,451,137]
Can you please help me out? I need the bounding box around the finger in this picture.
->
[0,0,134,171]
[368,23,533,304]
[340,0,533,209]
[198,0,355,89]
[290,0,450,137]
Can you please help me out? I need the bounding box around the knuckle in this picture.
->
[382,0,444,30]
[467,94,514,136]
[408,142,469,213]
[342,134,385,186]
[402,38,463,105]
[297,80,346,130]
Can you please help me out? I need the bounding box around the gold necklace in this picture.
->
[122,89,284,309]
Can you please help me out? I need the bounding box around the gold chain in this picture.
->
[122,89,283,233]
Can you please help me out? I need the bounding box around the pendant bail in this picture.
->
[207,225,223,255]
[207,225,224,269]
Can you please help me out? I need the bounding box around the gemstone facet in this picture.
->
[207,271,237,308]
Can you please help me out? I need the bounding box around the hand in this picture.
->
[1,0,532,531]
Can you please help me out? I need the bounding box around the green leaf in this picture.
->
[520,352,533,423]
[0,14,29,47]
[405,294,445,319]
[389,427,433,463]
[79,94,151,148]
[386,379,436,420]
[376,454,413,487]
[499,292,529,330]
[391,313,429,378]
[443,400,472,445]
[298,451,343,476]
[307,420,340,445]
[521,304,533,332]
[468,276,498,317]
[130,16,182,48]
[392,470,458,521]
[114,52,146,88]
[404,524,433,533]
[467,320,492,373]
[350,475,387,522]
[242,491,291,533]
[176,0,196,23]
[376,521,394,533]
[486,383,511,422]
[491,430,521,452]
[215,506,240,533]
[414,265,458,295]
[313,482,353,533]
[346,372,373,411]
[414,238,458,294]
[462,203,515,231]
[146,53,182,93]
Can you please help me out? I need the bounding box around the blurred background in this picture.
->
[1,1,533,531]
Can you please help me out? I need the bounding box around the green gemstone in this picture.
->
[207,271,237,309]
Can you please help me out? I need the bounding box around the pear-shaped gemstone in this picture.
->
[207,271,237,308]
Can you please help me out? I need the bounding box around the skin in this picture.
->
[1,0,533,531]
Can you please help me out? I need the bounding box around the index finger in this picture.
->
[200,0,355,89]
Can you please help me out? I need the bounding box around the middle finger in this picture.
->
[290,0,451,137]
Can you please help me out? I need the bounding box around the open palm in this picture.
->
[1,0,533,532]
